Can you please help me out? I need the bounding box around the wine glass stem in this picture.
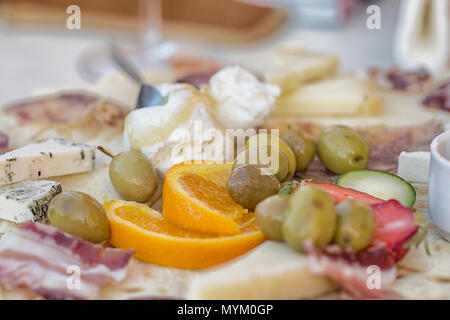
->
[140,0,163,45]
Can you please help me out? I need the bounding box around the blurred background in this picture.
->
[0,0,447,105]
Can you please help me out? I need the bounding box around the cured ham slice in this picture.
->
[306,243,400,299]
[0,222,134,300]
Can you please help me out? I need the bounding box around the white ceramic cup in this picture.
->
[429,130,450,241]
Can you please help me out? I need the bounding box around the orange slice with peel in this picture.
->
[163,162,255,235]
[105,200,265,269]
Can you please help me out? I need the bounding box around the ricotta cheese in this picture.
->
[124,84,233,176]
[207,65,281,129]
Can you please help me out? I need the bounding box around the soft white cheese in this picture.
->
[397,151,430,183]
[0,180,62,223]
[124,84,233,176]
[0,139,95,185]
[207,65,281,129]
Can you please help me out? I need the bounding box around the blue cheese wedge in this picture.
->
[0,180,62,223]
[0,139,95,185]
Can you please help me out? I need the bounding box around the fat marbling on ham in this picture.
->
[0,222,134,300]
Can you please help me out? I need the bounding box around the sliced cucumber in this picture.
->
[337,169,416,207]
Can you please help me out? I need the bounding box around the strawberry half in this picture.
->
[370,199,419,261]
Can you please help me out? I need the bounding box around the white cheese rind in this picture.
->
[0,180,62,223]
[0,139,95,185]
[397,151,430,183]
[188,241,336,300]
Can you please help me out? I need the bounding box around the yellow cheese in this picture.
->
[188,241,336,299]
[264,48,338,93]
[274,76,381,117]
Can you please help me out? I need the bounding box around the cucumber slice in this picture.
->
[337,169,416,207]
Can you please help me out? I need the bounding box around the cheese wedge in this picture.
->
[188,241,336,299]
[264,48,338,93]
[274,77,381,117]
[0,139,95,185]
[397,151,430,183]
[0,180,62,223]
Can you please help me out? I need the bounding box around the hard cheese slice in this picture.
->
[188,241,336,299]
[274,77,381,117]
[264,48,338,93]
[0,139,95,185]
[0,180,62,223]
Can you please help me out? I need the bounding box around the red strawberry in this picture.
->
[306,182,384,205]
[370,199,419,261]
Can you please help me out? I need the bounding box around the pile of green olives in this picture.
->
[106,149,157,203]
[237,133,297,183]
[317,126,370,174]
[48,191,109,243]
[227,133,296,209]
[254,185,376,253]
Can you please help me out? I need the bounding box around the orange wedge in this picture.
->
[163,162,255,235]
[105,200,265,269]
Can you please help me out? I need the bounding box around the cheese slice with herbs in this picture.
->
[188,241,336,299]
[0,180,62,223]
[0,139,95,185]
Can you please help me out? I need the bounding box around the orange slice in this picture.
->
[163,162,254,235]
[105,200,265,269]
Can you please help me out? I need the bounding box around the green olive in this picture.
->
[334,199,376,252]
[227,164,281,210]
[317,126,370,174]
[281,129,316,172]
[282,185,336,252]
[233,146,289,182]
[48,191,109,243]
[255,194,289,241]
[245,134,296,181]
[109,150,157,202]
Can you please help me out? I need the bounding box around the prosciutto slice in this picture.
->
[0,222,134,300]
[306,243,401,300]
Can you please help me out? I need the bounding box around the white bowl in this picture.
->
[429,130,450,241]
